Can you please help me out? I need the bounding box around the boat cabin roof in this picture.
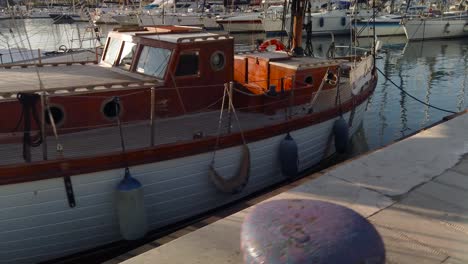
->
[0,64,159,99]
[109,25,232,45]
[141,32,226,43]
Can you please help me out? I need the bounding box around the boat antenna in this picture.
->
[290,0,305,56]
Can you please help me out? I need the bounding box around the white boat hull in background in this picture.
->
[404,17,468,40]
[112,14,140,25]
[94,13,118,24]
[218,10,353,36]
[217,14,264,33]
[353,18,405,37]
[285,11,351,36]
[113,13,220,29]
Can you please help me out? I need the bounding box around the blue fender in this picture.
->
[279,133,299,177]
[333,116,349,154]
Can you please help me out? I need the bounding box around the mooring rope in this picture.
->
[376,67,457,114]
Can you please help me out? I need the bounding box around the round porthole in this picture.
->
[305,76,314,85]
[210,51,225,71]
[45,105,65,126]
[102,99,121,119]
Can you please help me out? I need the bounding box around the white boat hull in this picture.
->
[284,13,351,36]
[262,16,285,34]
[113,14,220,29]
[354,21,405,37]
[28,14,51,19]
[0,95,370,263]
[217,14,264,33]
[222,10,352,35]
[112,14,140,25]
[93,13,118,24]
[404,17,468,40]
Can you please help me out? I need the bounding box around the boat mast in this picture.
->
[290,0,305,56]
[373,0,376,73]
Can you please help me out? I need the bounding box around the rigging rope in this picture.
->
[304,0,314,56]
[376,67,457,114]
[210,85,228,165]
[16,93,43,162]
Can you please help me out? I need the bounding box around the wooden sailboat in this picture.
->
[0,3,377,261]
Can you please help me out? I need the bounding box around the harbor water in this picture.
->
[0,18,467,154]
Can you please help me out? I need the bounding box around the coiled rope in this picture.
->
[376,67,457,114]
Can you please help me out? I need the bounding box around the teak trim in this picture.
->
[0,79,377,185]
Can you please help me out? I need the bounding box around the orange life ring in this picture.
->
[258,39,286,51]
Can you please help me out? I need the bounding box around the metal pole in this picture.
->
[289,75,296,119]
[95,47,99,62]
[38,49,42,65]
[226,82,232,133]
[150,87,155,146]
[6,41,14,63]
[372,0,376,73]
[40,92,48,160]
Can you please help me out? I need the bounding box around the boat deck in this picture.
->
[0,110,275,165]
[113,111,468,264]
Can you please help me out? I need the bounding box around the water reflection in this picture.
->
[365,37,468,149]
[0,19,106,63]
[397,66,409,137]
[349,122,370,156]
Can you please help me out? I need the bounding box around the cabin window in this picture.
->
[210,51,225,71]
[305,76,313,85]
[103,38,121,65]
[175,51,199,76]
[136,46,172,79]
[102,99,121,119]
[118,42,137,70]
[45,105,65,126]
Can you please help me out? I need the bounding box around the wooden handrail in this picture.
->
[0,81,160,100]
[0,60,98,69]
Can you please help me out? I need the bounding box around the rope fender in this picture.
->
[209,144,251,194]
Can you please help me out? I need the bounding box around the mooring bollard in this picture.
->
[241,199,385,264]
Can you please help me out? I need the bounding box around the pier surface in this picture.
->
[119,111,467,264]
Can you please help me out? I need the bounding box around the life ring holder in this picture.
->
[258,39,286,52]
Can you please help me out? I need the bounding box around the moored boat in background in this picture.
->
[403,13,468,40]
[353,15,405,37]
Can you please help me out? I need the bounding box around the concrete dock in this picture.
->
[118,111,467,264]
